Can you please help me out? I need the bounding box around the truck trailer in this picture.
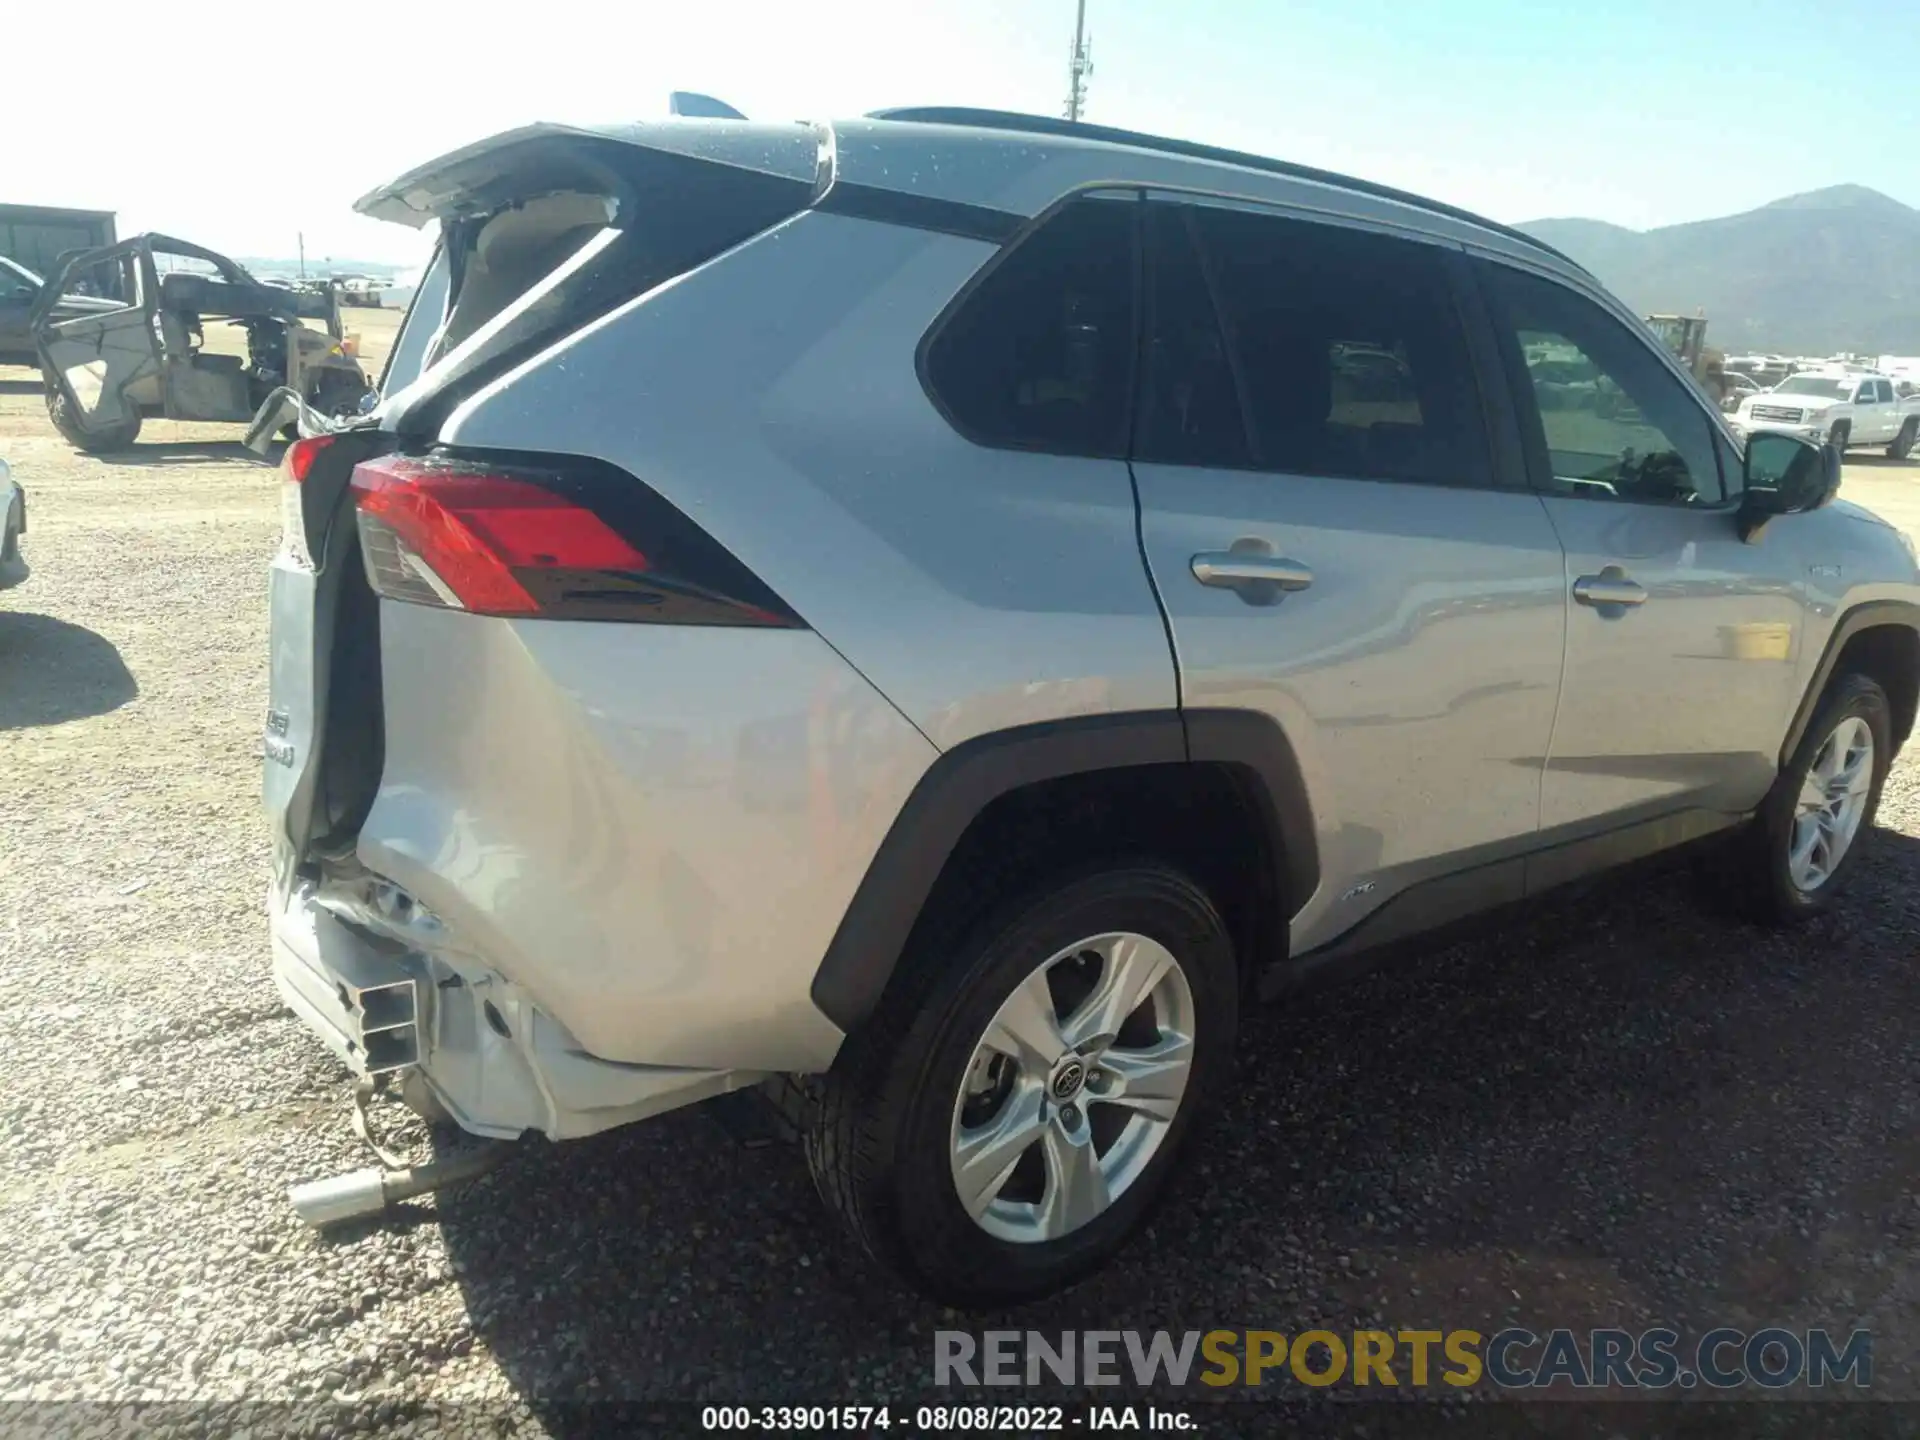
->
[0,205,117,282]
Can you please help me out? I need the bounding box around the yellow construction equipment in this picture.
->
[1645,311,1731,408]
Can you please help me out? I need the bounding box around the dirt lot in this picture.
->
[4,333,1920,1428]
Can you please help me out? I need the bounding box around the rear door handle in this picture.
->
[1571,567,1647,609]
[1191,553,1314,591]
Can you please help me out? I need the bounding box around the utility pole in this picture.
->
[298,232,306,279]
[1065,0,1092,122]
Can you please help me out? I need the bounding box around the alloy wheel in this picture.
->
[1788,715,1874,892]
[948,931,1195,1245]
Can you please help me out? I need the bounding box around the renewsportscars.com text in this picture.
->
[934,1327,1872,1391]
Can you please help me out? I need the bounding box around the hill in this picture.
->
[232,256,408,281]
[1521,186,1920,356]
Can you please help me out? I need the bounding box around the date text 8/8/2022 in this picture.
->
[700,1404,1196,1431]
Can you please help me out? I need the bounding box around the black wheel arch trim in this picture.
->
[1780,599,1920,763]
[808,708,1319,1031]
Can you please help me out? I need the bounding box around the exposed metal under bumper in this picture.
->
[271,903,419,1075]
[271,877,770,1142]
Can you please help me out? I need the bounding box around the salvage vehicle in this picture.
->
[1731,369,1920,458]
[0,458,24,591]
[33,235,370,453]
[264,109,1920,1307]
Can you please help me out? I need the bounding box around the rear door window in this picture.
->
[922,195,1138,458]
[1136,203,1248,468]
[1176,204,1492,486]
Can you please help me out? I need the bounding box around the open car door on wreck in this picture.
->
[34,243,161,451]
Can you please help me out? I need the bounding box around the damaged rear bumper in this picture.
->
[271,875,768,1141]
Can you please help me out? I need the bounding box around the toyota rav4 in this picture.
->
[263,108,1920,1306]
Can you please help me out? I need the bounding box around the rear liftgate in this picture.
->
[275,111,822,1227]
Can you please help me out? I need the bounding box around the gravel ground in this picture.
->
[3,360,1920,1433]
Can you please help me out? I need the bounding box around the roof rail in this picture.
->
[867,106,1583,273]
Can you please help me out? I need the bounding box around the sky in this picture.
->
[8,0,1916,267]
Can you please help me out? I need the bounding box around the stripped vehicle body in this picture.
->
[34,234,370,452]
[262,109,1920,1301]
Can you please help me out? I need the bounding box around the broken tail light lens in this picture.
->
[350,452,804,627]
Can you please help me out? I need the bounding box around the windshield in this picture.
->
[0,255,41,290]
[1774,376,1848,398]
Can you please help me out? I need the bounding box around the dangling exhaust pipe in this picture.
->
[289,1075,509,1230]
[289,1143,507,1229]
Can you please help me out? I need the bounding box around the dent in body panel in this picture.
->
[356,602,938,1071]
[440,209,1179,750]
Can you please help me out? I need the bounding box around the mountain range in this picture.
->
[1521,185,1920,357]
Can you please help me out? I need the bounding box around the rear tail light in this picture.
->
[286,435,335,482]
[350,453,803,627]
[277,435,338,568]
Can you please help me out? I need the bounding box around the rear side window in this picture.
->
[1174,205,1491,485]
[923,196,1137,458]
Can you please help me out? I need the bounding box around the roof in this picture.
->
[868,107,1582,272]
[353,109,1583,278]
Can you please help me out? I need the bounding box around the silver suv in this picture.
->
[264,108,1920,1306]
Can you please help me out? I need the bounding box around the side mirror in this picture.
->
[1739,431,1840,541]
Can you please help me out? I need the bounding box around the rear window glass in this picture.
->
[388,145,813,428]
[381,247,451,397]
[923,197,1137,458]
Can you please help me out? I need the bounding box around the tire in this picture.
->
[1828,420,1850,454]
[1889,418,1917,461]
[44,380,141,454]
[805,863,1238,1308]
[1730,673,1892,923]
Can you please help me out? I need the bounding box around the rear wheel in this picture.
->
[1727,673,1891,923]
[805,863,1237,1307]
[44,379,141,454]
[1889,418,1917,461]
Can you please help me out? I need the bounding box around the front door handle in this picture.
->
[1191,553,1314,592]
[1571,567,1647,609]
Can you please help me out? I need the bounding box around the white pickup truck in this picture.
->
[1732,370,1920,458]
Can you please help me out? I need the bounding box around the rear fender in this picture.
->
[808,709,1318,1030]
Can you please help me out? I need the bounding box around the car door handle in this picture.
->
[1190,553,1314,591]
[1571,569,1647,608]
